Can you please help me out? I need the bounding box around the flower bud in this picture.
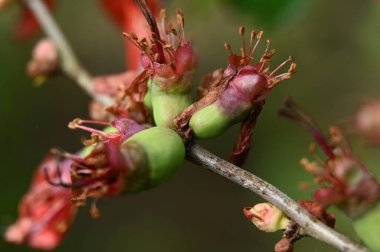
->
[243,203,289,232]
[27,38,59,79]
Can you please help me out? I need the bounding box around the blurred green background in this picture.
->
[1,0,380,251]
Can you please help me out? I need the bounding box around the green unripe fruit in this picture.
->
[143,79,153,112]
[150,79,192,128]
[353,203,380,252]
[189,102,251,139]
[121,127,185,191]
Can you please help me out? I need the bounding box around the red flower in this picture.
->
[4,156,76,250]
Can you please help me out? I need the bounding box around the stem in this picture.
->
[24,0,113,106]
[186,143,369,252]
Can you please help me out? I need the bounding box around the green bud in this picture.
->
[353,203,380,252]
[121,127,185,192]
[150,79,192,128]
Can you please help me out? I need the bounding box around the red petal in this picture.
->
[14,0,54,41]
[100,0,160,70]
[175,42,196,75]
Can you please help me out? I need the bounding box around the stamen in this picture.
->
[258,40,273,72]
[300,158,321,175]
[267,62,297,87]
[123,32,155,62]
[247,31,263,65]
[224,43,233,56]
[176,8,185,42]
[267,56,294,78]
[50,148,84,163]
[248,30,256,53]
[133,0,165,63]
[159,9,166,35]
[68,118,119,139]
[90,200,101,218]
[239,26,246,58]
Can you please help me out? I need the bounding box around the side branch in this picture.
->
[186,143,369,252]
[24,0,113,106]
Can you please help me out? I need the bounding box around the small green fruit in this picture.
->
[189,102,250,138]
[150,79,192,128]
[121,127,185,191]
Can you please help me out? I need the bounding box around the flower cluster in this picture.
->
[5,0,301,250]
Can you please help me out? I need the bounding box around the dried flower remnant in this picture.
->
[89,71,146,122]
[243,203,289,232]
[243,201,335,252]
[274,200,335,252]
[124,1,196,128]
[279,97,380,218]
[27,38,59,82]
[64,117,145,208]
[353,100,380,144]
[64,117,185,211]
[175,27,296,165]
[4,157,77,250]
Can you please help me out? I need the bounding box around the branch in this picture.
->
[25,1,370,251]
[186,143,369,252]
[24,0,113,106]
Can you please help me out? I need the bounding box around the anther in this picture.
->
[224,43,233,55]
[239,26,245,36]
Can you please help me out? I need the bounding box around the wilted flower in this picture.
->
[65,117,145,208]
[279,98,380,218]
[65,116,185,210]
[243,203,289,232]
[4,156,77,250]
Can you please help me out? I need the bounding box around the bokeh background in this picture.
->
[1,0,380,251]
